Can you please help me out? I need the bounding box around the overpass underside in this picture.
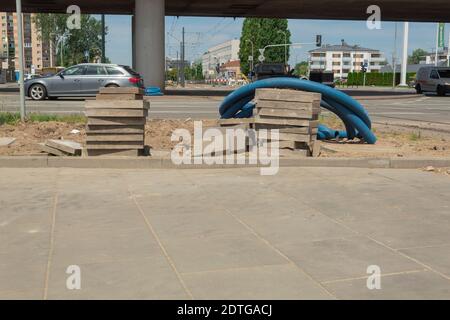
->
[1,0,450,22]
[2,0,449,90]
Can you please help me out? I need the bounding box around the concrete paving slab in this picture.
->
[47,258,189,300]
[324,271,450,300]
[279,236,422,283]
[400,245,450,278]
[183,264,333,300]
[160,234,288,274]
[1,167,450,299]
[52,226,162,265]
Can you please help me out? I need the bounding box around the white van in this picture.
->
[415,66,450,96]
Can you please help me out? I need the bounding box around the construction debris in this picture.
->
[0,137,16,147]
[40,139,82,156]
[85,87,148,156]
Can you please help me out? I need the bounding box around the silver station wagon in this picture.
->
[25,63,144,100]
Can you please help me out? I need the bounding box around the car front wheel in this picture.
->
[415,84,422,94]
[29,84,47,100]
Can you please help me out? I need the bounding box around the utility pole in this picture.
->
[392,22,398,88]
[180,27,185,87]
[176,50,179,85]
[246,39,254,75]
[400,22,409,87]
[277,30,287,66]
[101,14,106,63]
[16,0,26,121]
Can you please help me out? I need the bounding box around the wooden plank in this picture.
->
[86,134,144,142]
[279,149,309,157]
[45,139,82,155]
[38,143,69,156]
[85,100,149,110]
[86,141,144,150]
[255,88,321,103]
[255,100,320,111]
[311,140,321,157]
[278,132,312,142]
[261,140,308,150]
[87,117,147,126]
[218,118,254,126]
[86,149,144,157]
[254,123,318,134]
[86,125,145,134]
[99,87,144,94]
[256,107,318,119]
[254,115,319,127]
[85,109,148,117]
[95,93,144,100]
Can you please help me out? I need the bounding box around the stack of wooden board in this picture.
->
[85,87,148,156]
[254,88,321,157]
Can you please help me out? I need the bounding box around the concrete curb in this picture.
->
[0,156,449,169]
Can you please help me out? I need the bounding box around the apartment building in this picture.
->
[308,40,385,79]
[202,39,240,78]
[0,12,54,74]
[424,47,450,66]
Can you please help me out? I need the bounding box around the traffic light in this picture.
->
[360,62,367,73]
[316,35,322,47]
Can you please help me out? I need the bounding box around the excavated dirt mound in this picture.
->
[1,118,450,158]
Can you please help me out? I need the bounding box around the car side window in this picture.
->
[106,67,124,75]
[430,70,440,79]
[86,66,107,75]
[62,66,85,76]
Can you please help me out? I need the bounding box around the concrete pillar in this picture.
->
[400,22,409,87]
[133,0,165,89]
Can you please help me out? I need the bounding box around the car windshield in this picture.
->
[438,70,450,78]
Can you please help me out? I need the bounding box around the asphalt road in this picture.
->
[0,92,449,126]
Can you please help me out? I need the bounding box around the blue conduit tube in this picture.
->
[219,77,376,144]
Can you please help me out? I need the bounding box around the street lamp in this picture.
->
[277,30,287,66]
[245,39,254,73]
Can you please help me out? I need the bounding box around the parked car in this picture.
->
[415,66,450,96]
[24,63,144,100]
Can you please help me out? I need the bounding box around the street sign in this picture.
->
[438,22,445,48]
[248,55,253,61]
[258,55,265,62]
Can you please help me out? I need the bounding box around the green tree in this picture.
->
[239,18,291,75]
[293,61,309,76]
[33,13,107,67]
[408,48,428,64]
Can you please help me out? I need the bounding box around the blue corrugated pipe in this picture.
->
[218,77,376,144]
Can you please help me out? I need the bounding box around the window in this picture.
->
[438,69,450,78]
[332,54,341,58]
[353,54,364,58]
[106,66,124,75]
[430,70,440,79]
[61,66,85,76]
[332,62,340,66]
[86,65,107,75]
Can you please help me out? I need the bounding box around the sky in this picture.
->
[104,15,449,67]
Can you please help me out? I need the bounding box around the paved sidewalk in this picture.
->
[0,167,449,299]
